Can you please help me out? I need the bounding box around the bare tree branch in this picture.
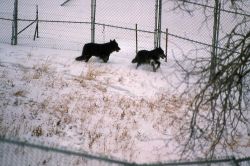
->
[164,0,250,159]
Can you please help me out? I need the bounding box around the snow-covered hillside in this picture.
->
[0,0,250,164]
[0,43,188,163]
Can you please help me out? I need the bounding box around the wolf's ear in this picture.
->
[113,39,116,42]
[110,40,112,42]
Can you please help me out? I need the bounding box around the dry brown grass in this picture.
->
[94,84,107,93]
[32,57,52,79]
[74,64,108,89]
[13,90,26,97]
[84,64,106,81]
[32,126,43,137]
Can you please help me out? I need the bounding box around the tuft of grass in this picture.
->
[32,126,43,137]
[84,64,106,81]
[94,84,107,93]
[32,57,51,79]
[88,131,102,149]
[74,64,108,89]
[13,90,26,97]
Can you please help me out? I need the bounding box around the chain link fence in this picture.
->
[0,0,249,52]
[0,136,129,166]
[0,0,250,165]
[1,136,250,166]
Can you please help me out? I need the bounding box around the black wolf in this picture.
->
[75,40,120,63]
[132,47,166,72]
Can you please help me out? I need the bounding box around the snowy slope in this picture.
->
[0,43,187,163]
[0,0,250,164]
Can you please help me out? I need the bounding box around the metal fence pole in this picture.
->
[210,0,221,80]
[154,0,162,48]
[215,2,221,57]
[158,0,162,47]
[165,28,168,62]
[11,0,18,45]
[60,0,72,6]
[154,0,159,48]
[34,5,39,40]
[91,0,96,43]
[210,0,221,113]
[136,24,138,54]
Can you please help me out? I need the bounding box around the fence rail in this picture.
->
[0,16,241,55]
[0,1,249,164]
[176,0,250,17]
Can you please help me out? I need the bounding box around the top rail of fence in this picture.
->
[176,0,250,17]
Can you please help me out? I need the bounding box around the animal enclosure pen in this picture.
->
[1,136,250,166]
[0,0,250,165]
[3,0,164,53]
[1,0,248,57]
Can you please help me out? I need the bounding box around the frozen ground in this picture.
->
[0,0,250,164]
[0,43,189,163]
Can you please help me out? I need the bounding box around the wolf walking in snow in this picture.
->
[75,40,120,63]
[132,47,166,72]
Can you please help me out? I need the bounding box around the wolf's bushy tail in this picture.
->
[75,56,85,61]
[132,58,137,63]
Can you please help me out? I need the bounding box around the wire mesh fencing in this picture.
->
[0,0,159,52]
[1,136,250,166]
[0,137,132,166]
[95,0,155,30]
[17,20,91,51]
[0,19,12,44]
[0,1,250,165]
[0,0,249,52]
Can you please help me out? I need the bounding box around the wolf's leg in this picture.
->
[150,60,157,72]
[136,63,141,69]
[85,55,92,62]
[102,56,109,63]
[152,63,157,72]
[155,61,161,69]
[75,46,87,61]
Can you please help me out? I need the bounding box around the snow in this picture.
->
[0,43,186,163]
[0,0,250,164]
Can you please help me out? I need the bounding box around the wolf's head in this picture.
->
[155,47,166,59]
[110,39,120,52]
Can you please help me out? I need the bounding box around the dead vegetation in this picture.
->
[0,51,190,163]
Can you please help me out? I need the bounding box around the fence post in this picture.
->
[210,0,221,80]
[216,2,221,56]
[165,28,168,62]
[135,24,138,54]
[158,0,162,47]
[60,0,72,6]
[154,0,162,48]
[34,5,39,40]
[154,0,159,48]
[11,0,18,45]
[91,0,96,43]
[210,0,221,113]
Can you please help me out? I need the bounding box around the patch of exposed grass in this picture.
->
[13,90,26,97]
[84,64,106,81]
[32,57,52,79]
[32,126,43,137]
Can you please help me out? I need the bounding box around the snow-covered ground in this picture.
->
[0,43,188,163]
[0,0,250,164]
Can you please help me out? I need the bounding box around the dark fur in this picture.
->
[132,47,166,72]
[75,40,120,63]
